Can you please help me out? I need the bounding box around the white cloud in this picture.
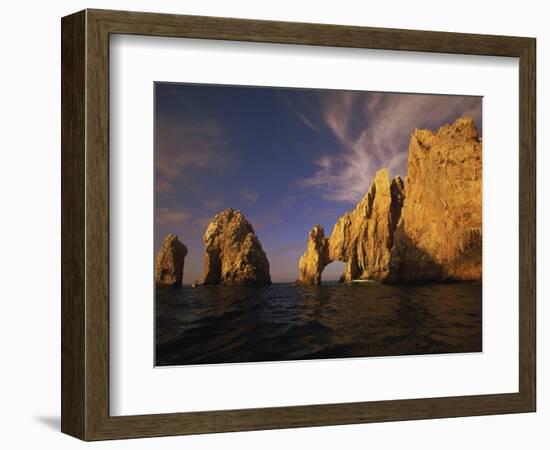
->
[156,207,191,226]
[301,92,482,203]
[156,118,230,193]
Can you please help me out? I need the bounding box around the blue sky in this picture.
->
[155,83,482,283]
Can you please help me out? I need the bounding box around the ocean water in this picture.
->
[155,281,482,366]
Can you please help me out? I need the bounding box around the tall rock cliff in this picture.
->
[388,117,482,282]
[155,234,188,287]
[297,116,482,285]
[297,169,405,284]
[201,208,271,286]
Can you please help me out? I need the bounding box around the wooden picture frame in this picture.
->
[61,9,536,441]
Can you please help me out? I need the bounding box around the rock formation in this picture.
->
[297,225,330,285]
[297,169,405,284]
[329,170,405,282]
[388,117,482,282]
[155,234,188,287]
[297,116,482,284]
[201,208,271,285]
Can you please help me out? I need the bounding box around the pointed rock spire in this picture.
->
[155,234,188,287]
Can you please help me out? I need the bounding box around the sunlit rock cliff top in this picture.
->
[297,117,482,285]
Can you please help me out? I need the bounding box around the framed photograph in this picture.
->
[61,9,536,440]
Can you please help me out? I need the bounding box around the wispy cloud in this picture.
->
[289,104,323,134]
[156,118,231,193]
[279,90,324,135]
[156,207,191,226]
[300,92,482,203]
[240,189,260,203]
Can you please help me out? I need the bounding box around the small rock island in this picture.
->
[201,208,271,286]
[155,234,188,287]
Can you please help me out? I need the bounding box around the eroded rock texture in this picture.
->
[297,169,404,284]
[296,225,330,285]
[388,117,482,283]
[297,117,482,285]
[201,208,271,286]
[155,234,188,287]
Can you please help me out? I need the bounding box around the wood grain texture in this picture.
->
[61,8,537,441]
[518,39,536,409]
[61,10,86,439]
[89,8,532,56]
[84,10,111,439]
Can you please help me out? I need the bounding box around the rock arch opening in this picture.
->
[296,169,405,285]
[321,260,346,283]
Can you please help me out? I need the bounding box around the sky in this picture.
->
[155,83,482,283]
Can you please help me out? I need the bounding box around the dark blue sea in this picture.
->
[155,281,482,366]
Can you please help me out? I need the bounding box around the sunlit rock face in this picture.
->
[329,169,405,282]
[155,234,188,287]
[297,169,404,284]
[201,208,271,286]
[297,117,482,285]
[296,225,330,285]
[388,117,482,283]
